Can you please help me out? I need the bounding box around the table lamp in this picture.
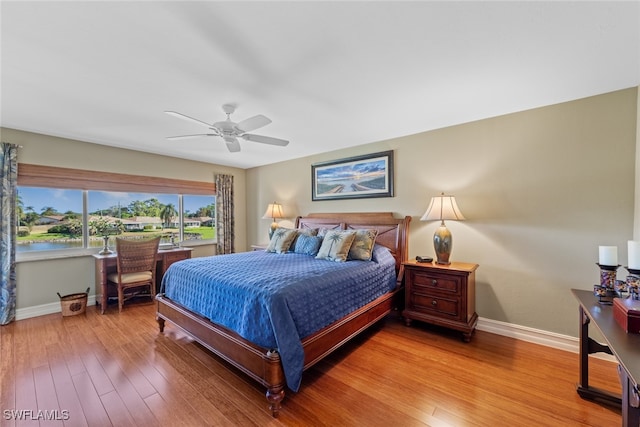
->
[262,202,284,239]
[421,192,465,265]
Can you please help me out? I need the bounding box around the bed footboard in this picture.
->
[155,294,286,416]
[156,286,400,417]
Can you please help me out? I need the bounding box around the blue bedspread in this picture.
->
[160,244,397,391]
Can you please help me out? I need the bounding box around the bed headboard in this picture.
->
[295,212,411,272]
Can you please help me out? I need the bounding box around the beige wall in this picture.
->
[3,128,247,309]
[246,88,638,337]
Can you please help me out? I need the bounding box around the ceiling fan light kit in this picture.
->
[165,104,289,153]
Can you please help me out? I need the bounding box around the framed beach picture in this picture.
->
[311,150,394,201]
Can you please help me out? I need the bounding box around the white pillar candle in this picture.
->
[599,246,618,266]
[628,241,640,270]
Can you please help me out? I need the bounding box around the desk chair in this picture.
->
[107,236,161,312]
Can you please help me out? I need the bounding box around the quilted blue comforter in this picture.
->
[160,244,397,391]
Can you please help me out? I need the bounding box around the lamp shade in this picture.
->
[421,193,465,222]
[262,202,284,220]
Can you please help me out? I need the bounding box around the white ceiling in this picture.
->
[2,1,639,169]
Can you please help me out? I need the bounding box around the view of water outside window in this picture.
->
[17,187,215,253]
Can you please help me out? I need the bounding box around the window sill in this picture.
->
[182,239,216,248]
[16,248,98,263]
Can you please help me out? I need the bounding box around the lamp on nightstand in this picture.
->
[262,202,284,239]
[421,192,465,265]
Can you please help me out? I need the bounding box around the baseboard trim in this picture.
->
[477,316,616,362]
[16,295,97,321]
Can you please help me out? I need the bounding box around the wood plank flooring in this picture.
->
[0,301,622,426]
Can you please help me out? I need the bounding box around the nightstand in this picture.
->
[250,244,268,251]
[402,260,479,342]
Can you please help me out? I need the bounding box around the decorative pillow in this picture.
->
[293,234,323,256]
[348,229,379,261]
[371,243,391,263]
[265,228,297,254]
[289,228,318,252]
[315,230,357,262]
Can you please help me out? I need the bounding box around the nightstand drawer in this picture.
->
[409,270,461,294]
[410,293,460,318]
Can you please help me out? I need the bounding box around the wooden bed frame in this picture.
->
[155,212,411,417]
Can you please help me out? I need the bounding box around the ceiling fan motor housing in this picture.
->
[213,120,238,135]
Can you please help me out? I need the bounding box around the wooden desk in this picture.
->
[572,289,640,427]
[94,247,192,314]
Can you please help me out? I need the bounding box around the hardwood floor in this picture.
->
[0,301,622,426]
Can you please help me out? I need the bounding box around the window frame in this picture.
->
[16,164,216,262]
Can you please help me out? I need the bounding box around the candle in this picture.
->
[599,246,618,266]
[628,241,640,270]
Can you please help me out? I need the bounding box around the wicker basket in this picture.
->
[57,288,89,316]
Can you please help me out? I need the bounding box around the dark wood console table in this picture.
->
[572,289,640,427]
[94,247,192,314]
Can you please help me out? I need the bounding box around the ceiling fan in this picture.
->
[165,104,289,153]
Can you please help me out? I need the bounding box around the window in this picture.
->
[17,164,216,254]
[87,190,181,245]
[17,187,85,252]
[183,194,216,242]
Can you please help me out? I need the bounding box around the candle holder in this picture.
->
[594,263,619,304]
[624,267,640,300]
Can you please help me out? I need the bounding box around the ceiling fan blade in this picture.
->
[242,134,289,146]
[165,111,214,128]
[223,136,241,152]
[236,115,272,133]
[166,134,217,140]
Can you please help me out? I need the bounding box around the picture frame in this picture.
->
[311,150,394,201]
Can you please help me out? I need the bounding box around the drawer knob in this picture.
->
[432,300,438,306]
[432,279,438,286]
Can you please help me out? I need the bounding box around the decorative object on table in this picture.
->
[594,263,620,304]
[262,202,284,239]
[99,235,112,255]
[624,268,640,300]
[159,233,178,250]
[613,297,640,333]
[625,240,640,300]
[594,245,620,304]
[311,150,394,201]
[598,245,618,266]
[90,217,124,255]
[421,192,465,265]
